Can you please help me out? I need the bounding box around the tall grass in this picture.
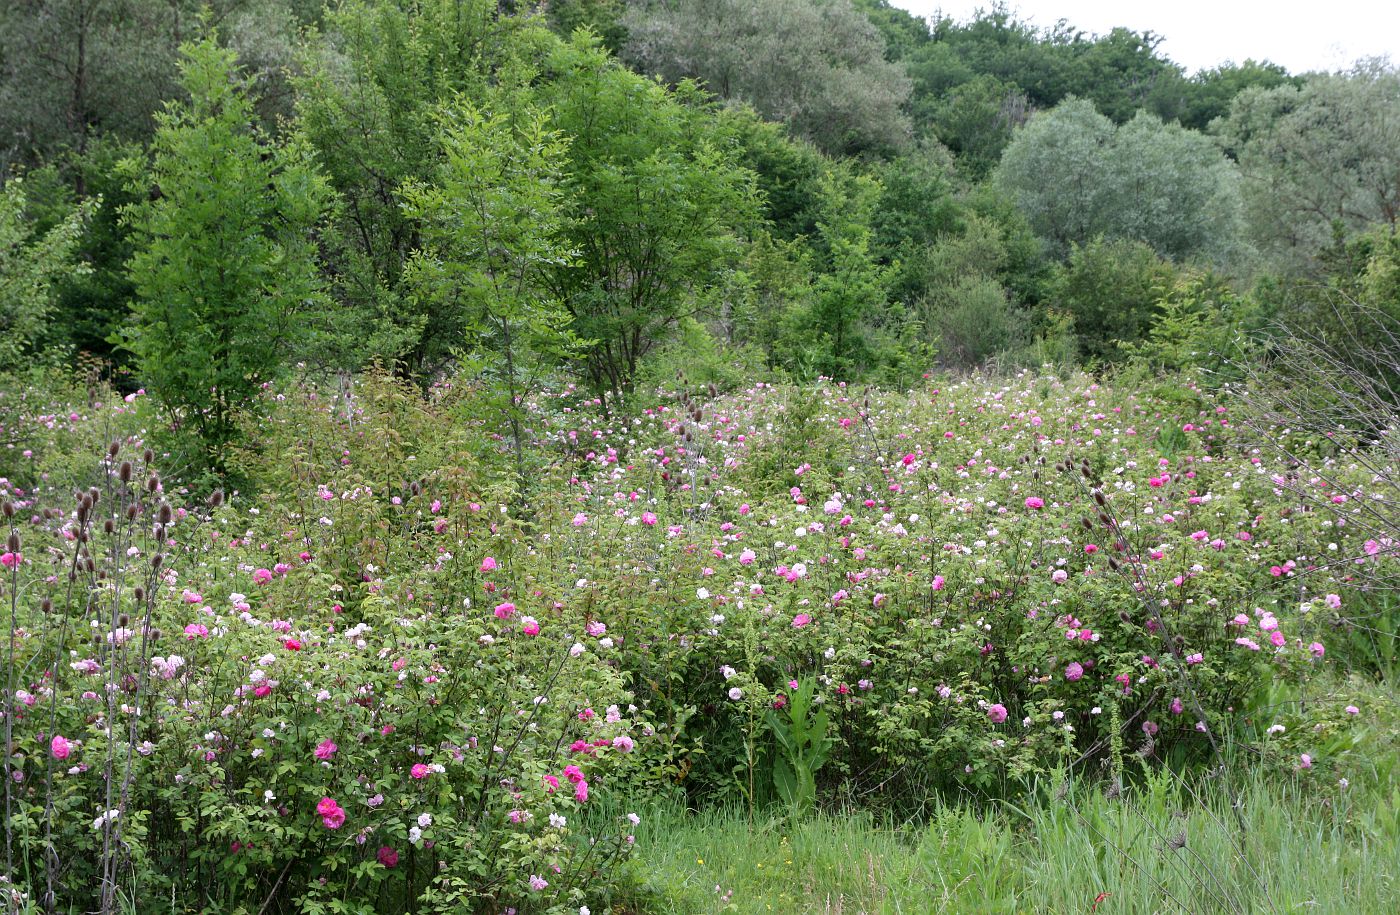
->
[625,769,1398,913]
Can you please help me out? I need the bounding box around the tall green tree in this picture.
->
[919,74,1030,177]
[543,32,759,397]
[401,95,580,485]
[776,173,922,380]
[121,38,332,464]
[0,0,322,181]
[1179,59,1297,131]
[295,0,552,377]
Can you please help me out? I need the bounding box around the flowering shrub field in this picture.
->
[0,369,1391,912]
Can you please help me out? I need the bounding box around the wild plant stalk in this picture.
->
[38,487,95,913]
[3,502,19,890]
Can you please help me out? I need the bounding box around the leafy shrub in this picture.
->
[1048,236,1178,364]
[2,378,649,913]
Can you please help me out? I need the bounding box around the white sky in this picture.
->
[888,1,1399,74]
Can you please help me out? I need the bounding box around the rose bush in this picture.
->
[0,367,1387,909]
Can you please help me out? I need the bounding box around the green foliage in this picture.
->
[1260,224,1400,411]
[544,0,628,52]
[1217,62,1400,270]
[0,0,324,175]
[996,98,1244,263]
[1122,271,1263,383]
[401,93,581,485]
[632,318,777,406]
[766,678,834,815]
[904,6,1187,144]
[543,32,759,396]
[1179,59,1299,131]
[994,98,1115,259]
[927,276,1020,371]
[869,141,962,279]
[919,74,1030,178]
[719,107,831,241]
[622,0,913,158]
[776,173,924,381]
[20,142,143,369]
[850,0,931,61]
[0,177,94,373]
[295,0,554,377]
[120,38,332,466]
[1048,237,1178,364]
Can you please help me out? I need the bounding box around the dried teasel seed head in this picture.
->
[143,448,154,465]
[146,476,159,493]
[126,505,138,521]
[117,613,130,627]
[88,488,100,504]
[133,586,145,602]
[103,519,115,534]
[2,501,13,518]
[158,504,173,525]
[119,461,133,482]
[1093,490,1106,506]
[40,598,52,613]
[108,442,120,458]
[209,490,224,508]
[151,553,164,569]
